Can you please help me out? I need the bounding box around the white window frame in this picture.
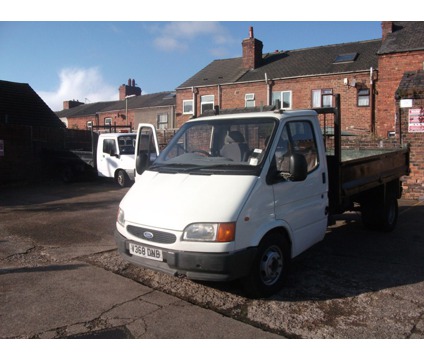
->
[312,89,333,108]
[245,93,255,108]
[357,89,370,107]
[157,113,168,129]
[272,91,292,109]
[200,95,214,114]
[104,117,112,126]
[87,121,92,129]
[183,100,194,114]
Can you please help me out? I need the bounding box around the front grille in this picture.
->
[126,225,176,244]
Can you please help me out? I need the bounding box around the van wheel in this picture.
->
[362,195,398,232]
[116,170,129,187]
[242,232,290,298]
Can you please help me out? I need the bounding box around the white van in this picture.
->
[115,110,327,297]
[96,133,137,187]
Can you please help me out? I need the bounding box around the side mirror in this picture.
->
[109,150,119,158]
[289,153,308,181]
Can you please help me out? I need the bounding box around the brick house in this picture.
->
[377,22,424,138]
[56,79,176,132]
[175,22,424,140]
[176,26,380,133]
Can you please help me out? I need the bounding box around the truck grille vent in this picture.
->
[126,225,176,244]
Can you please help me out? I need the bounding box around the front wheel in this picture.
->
[242,232,290,298]
[116,169,130,188]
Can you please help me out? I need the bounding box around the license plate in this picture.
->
[129,243,163,261]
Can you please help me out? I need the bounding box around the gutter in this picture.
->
[176,69,378,91]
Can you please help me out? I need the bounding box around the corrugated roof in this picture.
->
[378,21,424,55]
[177,39,381,89]
[0,80,65,128]
[56,91,176,118]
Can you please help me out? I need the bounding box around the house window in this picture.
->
[357,89,370,107]
[201,95,214,114]
[157,113,168,129]
[87,121,92,129]
[272,91,292,109]
[312,89,333,108]
[183,100,193,114]
[104,117,112,126]
[245,93,255,108]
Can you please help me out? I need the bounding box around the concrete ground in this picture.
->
[1,179,424,350]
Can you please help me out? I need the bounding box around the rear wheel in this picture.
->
[362,194,398,232]
[242,232,290,298]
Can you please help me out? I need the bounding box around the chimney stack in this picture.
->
[242,26,263,70]
[63,99,84,110]
[381,21,394,42]
[119,78,142,100]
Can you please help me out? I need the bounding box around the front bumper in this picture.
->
[114,229,256,282]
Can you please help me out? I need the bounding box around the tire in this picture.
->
[116,169,130,188]
[242,232,290,298]
[361,195,398,232]
[380,195,398,232]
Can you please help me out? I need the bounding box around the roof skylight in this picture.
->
[334,52,358,63]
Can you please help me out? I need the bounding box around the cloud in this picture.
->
[152,22,235,53]
[38,67,117,111]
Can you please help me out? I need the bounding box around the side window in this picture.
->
[103,139,117,155]
[275,121,319,174]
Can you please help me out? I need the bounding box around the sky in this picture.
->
[0,2,415,112]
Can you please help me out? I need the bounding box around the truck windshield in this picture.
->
[118,135,136,155]
[152,117,277,174]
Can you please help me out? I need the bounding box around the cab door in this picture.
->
[97,137,118,178]
[270,118,328,257]
[134,124,160,181]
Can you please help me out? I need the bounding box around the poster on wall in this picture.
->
[408,108,424,132]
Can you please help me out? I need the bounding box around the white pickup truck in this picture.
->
[114,95,410,297]
[46,133,137,187]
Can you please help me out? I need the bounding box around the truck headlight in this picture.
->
[183,223,235,242]
[117,208,125,227]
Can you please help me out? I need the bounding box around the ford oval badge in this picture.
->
[143,231,154,239]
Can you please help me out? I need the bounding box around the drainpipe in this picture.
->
[370,67,376,135]
[265,73,270,105]
[192,86,197,118]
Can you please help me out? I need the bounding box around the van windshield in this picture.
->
[152,117,277,174]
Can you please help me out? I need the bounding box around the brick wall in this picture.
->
[67,110,130,131]
[398,98,424,200]
[177,71,374,133]
[376,51,424,138]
